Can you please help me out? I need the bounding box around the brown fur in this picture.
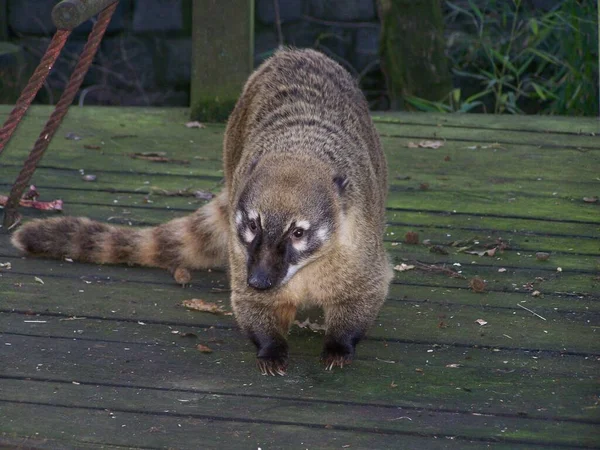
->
[11,48,392,375]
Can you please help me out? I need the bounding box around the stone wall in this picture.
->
[1,0,382,107]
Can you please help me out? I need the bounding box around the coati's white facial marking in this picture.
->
[281,264,300,285]
[295,220,310,230]
[235,210,243,226]
[316,226,329,242]
[243,228,256,244]
[292,239,307,252]
[247,210,259,221]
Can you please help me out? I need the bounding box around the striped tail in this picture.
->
[11,191,230,281]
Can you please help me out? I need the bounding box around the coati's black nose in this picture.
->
[248,268,274,290]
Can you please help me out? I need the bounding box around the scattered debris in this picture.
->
[82,174,97,182]
[194,190,215,201]
[177,332,198,338]
[517,303,547,321]
[173,267,192,285]
[410,261,464,279]
[466,248,497,257]
[475,319,488,326]
[407,140,444,149]
[182,299,232,315]
[390,381,398,388]
[536,252,550,261]
[429,245,449,255]
[583,196,598,203]
[0,262,11,270]
[0,185,63,212]
[404,231,419,245]
[445,363,461,368]
[498,268,507,273]
[470,277,487,293]
[556,267,563,272]
[65,132,82,140]
[185,121,206,129]
[129,152,190,165]
[24,320,47,323]
[393,263,415,272]
[34,277,44,285]
[196,344,213,353]
[532,290,542,297]
[293,318,326,332]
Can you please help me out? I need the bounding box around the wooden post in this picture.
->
[190,0,254,122]
[0,0,8,41]
[378,0,452,110]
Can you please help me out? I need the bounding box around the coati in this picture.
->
[11,48,393,375]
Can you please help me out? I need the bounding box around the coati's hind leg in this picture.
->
[321,293,386,370]
[232,294,296,376]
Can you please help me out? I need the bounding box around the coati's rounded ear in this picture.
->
[333,175,349,195]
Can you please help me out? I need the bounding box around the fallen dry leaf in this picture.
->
[413,140,444,149]
[65,132,82,141]
[1,185,63,212]
[532,290,542,297]
[196,344,213,353]
[390,381,398,388]
[475,319,488,326]
[535,252,550,261]
[84,144,101,150]
[185,121,206,129]
[82,174,97,182]
[0,262,12,270]
[498,268,507,273]
[394,263,415,272]
[182,299,232,315]
[129,152,189,165]
[406,142,419,148]
[470,277,487,293]
[34,277,44,285]
[404,231,419,245]
[445,363,461,368]
[293,318,326,332]
[583,196,598,203]
[466,247,497,257]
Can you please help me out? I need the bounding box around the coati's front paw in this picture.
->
[256,342,288,376]
[321,339,355,371]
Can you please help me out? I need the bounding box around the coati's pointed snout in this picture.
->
[247,266,274,290]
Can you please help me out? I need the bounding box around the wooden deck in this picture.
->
[0,106,598,449]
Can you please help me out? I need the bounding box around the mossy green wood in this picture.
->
[0,106,599,447]
[189,0,253,121]
[378,0,452,108]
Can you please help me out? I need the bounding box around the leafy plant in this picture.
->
[409,0,598,115]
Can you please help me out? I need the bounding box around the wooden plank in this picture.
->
[1,256,598,354]
[189,0,253,121]
[372,112,600,134]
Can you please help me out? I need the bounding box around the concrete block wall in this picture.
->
[2,0,382,107]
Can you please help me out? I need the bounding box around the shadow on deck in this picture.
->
[0,106,598,449]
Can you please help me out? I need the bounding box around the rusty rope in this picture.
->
[3,2,118,229]
[0,30,71,156]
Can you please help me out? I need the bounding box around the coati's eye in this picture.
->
[248,219,258,232]
[292,227,304,239]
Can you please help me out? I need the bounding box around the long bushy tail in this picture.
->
[11,191,230,279]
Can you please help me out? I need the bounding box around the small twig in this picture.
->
[411,261,466,279]
[273,0,284,47]
[517,303,547,321]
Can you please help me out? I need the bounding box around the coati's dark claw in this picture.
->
[321,338,355,370]
[321,353,353,371]
[257,357,287,376]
